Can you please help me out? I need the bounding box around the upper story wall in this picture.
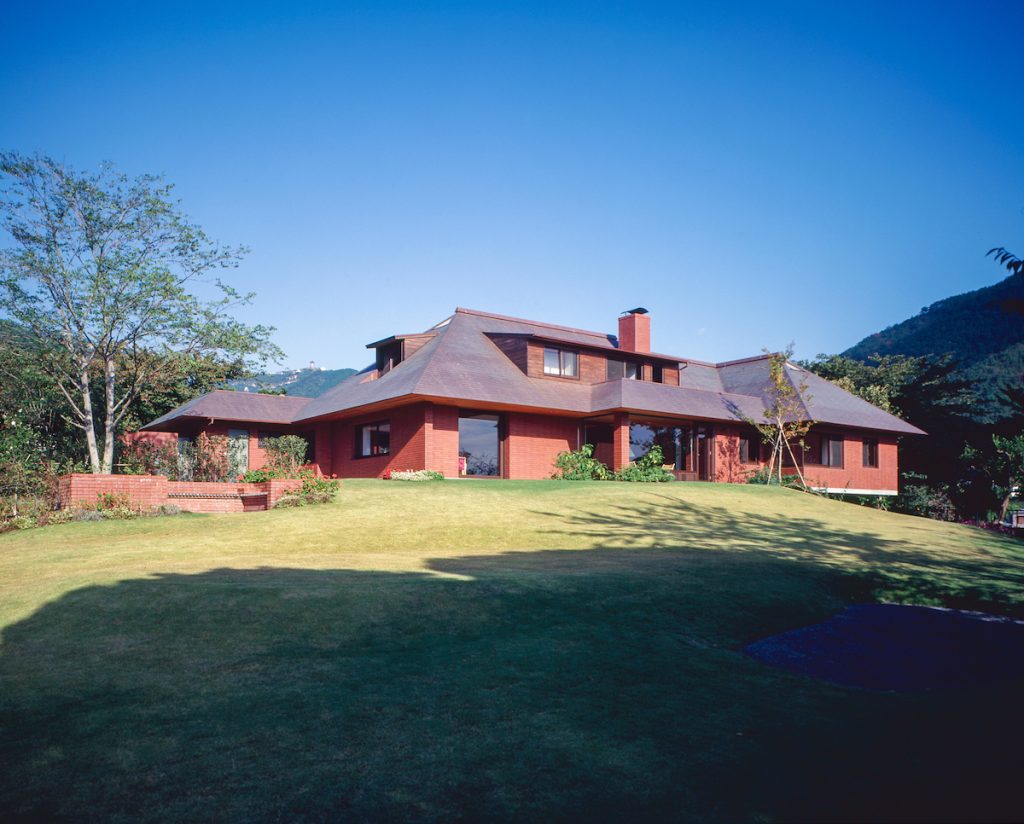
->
[488,334,681,386]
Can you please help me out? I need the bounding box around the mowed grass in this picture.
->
[1,480,1023,822]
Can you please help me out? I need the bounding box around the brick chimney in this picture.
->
[618,308,650,353]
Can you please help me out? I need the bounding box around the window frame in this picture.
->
[820,435,844,468]
[354,420,391,458]
[862,438,879,468]
[607,358,641,381]
[542,347,579,379]
[738,433,759,464]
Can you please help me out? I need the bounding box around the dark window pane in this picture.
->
[562,351,578,377]
[459,413,500,476]
[863,439,878,467]
[607,359,624,380]
[624,362,640,380]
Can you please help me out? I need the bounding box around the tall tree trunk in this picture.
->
[101,357,117,474]
[999,492,1012,524]
[79,361,101,473]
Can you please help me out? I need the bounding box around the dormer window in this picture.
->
[543,347,578,378]
[376,341,403,375]
[607,359,641,380]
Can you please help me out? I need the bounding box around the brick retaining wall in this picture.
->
[56,474,303,513]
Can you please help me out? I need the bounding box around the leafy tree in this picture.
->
[962,434,1024,522]
[987,246,1023,277]
[748,347,812,488]
[0,152,282,473]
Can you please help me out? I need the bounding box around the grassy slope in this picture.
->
[1,481,1023,822]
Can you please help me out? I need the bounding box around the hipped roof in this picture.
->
[142,307,925,435]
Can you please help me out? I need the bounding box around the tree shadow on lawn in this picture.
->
[2,547,1023,822]
[527,490,1024,618]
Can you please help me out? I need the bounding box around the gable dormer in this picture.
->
[366,333,436,376]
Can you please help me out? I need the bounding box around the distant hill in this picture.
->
[231,365,359,397]
[844,272,1024,420]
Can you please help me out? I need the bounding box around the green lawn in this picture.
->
[1,480,1023,821]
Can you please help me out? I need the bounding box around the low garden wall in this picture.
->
[56,474,302,514]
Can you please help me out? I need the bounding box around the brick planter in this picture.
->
[56,474,303,513]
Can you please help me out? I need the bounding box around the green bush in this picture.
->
[100,506,137,520]
[300,472,341,500]
[613,446,673,483]
[745,466,805,489]
[552,444,609,480]
[239,467,285,483]
[264,435,309,476]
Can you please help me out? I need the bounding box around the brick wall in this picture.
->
[710,428,899,492]
[328,403,431,478]
[425,405,460,477]
[799,435,898,493]
[505,413,580,479]
[56,474,301,513]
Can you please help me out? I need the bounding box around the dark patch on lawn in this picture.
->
[746,603,1024,691]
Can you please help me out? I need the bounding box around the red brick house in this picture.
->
[138,307,924,494]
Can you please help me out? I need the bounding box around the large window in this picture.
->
[862,438,879,468]
[607,359,641,380]
[820,436,844,467]
[459,412,501,476]
[355,421,390,457]
[543,347,578,378]
[630,422,689,470]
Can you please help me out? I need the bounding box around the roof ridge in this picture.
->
[454,307,613,341]
[208,388,315,401]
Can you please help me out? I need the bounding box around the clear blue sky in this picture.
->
[2,1,1022,370]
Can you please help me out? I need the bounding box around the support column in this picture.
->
[612,412,631,472]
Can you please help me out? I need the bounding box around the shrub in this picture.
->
[300,471,341,501]
[10,515,36,530]
[386,469,445,482]
[240,467,285,483]
[95,492,132,511]
[120,438,180,478]
[894,472,956,521]
[264,435,309,476]
[155,503,182,517]
[552,444,609,481]
[100,506,137,520]
[273,493,305,508]
[45,509,77,525]
[613,446,674,483]
[74,509,104,522]
[746,467,805,489]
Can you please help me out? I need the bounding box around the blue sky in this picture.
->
[2,1,1022,370]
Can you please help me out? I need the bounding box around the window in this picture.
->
[820,436,844,467]
[355,421,390,457]
[258,431,273,448]
[459,412,501,476]
[862,438,879,468]
[739,434,759,463]
[543,347,578,378]
[607,359,641,380]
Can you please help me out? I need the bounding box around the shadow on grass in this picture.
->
[2,546,1023,822]
[527,490,1024,616]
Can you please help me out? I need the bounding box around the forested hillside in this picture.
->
[844,272,1024,419]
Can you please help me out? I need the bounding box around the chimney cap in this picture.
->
[620,307,649,316]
